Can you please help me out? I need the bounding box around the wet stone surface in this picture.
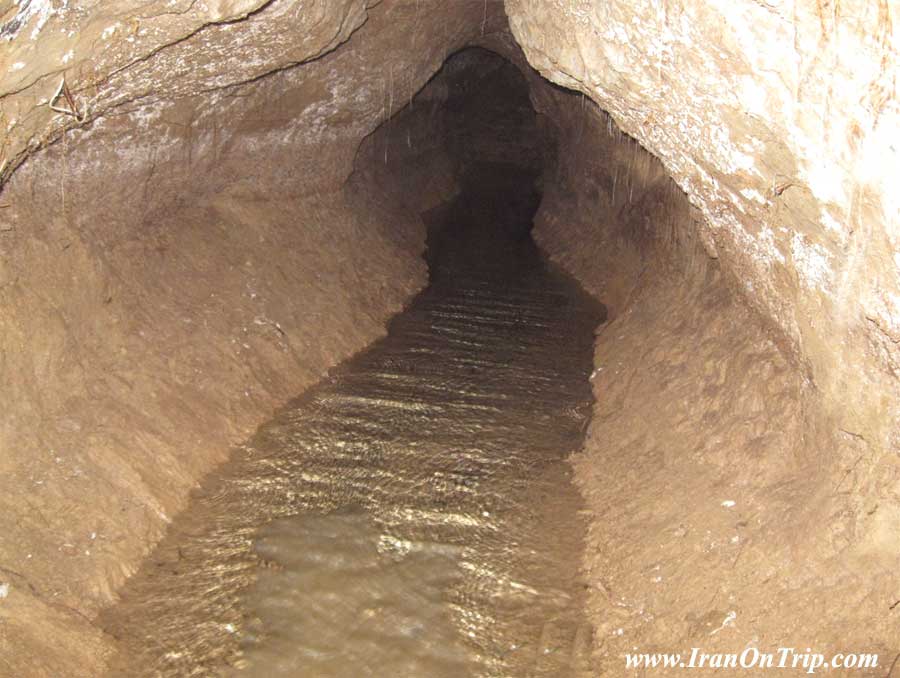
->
[100,185,604,676]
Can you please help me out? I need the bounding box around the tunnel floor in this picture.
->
[99,173,604,677]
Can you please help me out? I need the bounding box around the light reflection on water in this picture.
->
[229,512,476,677]
[100,185,604,677]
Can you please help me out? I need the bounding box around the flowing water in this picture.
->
[100,173,605,677]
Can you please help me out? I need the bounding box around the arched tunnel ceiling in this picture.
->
[0,0,899,673]
[2,1,897,396]
[1,0,898,578]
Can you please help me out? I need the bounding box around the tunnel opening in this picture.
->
[348,46,551,283]
[1,1,898,676]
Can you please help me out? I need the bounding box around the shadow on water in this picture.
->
[100,164,606,677]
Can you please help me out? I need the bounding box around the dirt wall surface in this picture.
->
[0,0,898,675]
[509,0,900,668]
[507,1,900,424]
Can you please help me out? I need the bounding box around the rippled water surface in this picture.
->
[101,180,604,677]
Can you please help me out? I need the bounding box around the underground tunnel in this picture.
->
[0,1,899,676]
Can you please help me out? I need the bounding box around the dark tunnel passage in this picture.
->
[3,3,897,675]
[96,48,606,677]
[363,47,552,279]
